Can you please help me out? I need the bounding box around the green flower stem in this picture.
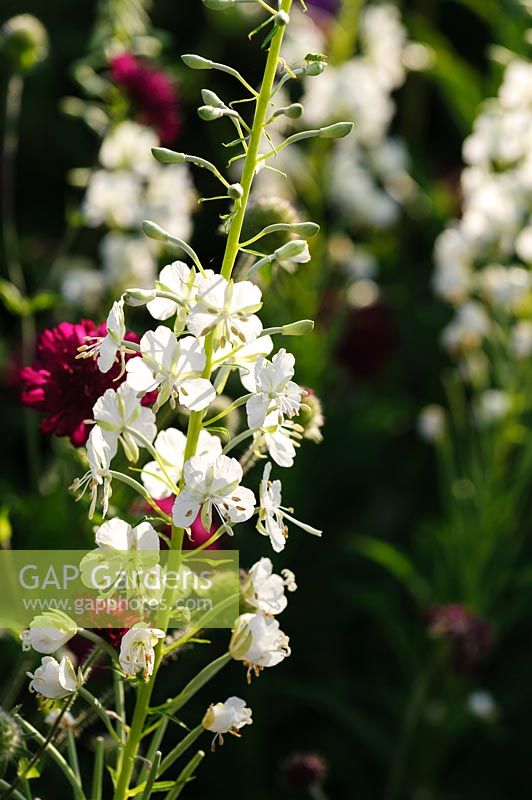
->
[1,72,40,487]
[220,0,294,281]
[157,726,203,779]
[140,750,161,800]
[0,781,28,800]
[112,12,293,796]
[78,687,122,744]
[108,470,172,522]
[77,628,120,662]
[153,653,232,718]
[124,427,180,496]
[222,427,254,455]
[203,393,253,426]
[136,717,169,787]
[164,750,205,800]
[66,728,82,785]
[13,714,86,800]
[92,737,105,800]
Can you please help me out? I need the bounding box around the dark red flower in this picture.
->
[281,753,328,790]
[20,320,141,447]
[110,53,181,144]
[427,603,494,671]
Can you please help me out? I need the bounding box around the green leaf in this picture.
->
[29,292,59,313]
[409,14,485,134]
[353,536,431,604]
[0,279,27,316]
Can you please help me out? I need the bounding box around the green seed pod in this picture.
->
[0,708,22,765]
[242,196,299,253]
[1,14,48,73]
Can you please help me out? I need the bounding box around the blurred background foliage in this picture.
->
[2,0,532,798]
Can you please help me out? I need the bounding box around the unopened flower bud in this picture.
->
[201,89,225,108]
[151,147,187,164]
[198,104,224,121]
[284,102,303,119]
[1,14,48,73]
[281,320,314,336]
[304,54,328,76]
[123,288,157,307]
[275,240,309,261]
[242,196,299,253]
[228,183,244,200]
[182,54,213,70]
[142,220,167,241]
[291,222,320,238]
[319,122,354,139]
[275,11,290,25]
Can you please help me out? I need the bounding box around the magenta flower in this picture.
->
[109,53,181,144]
[427,603,494,671]
[21,320,141,447]
[152,496,221,551]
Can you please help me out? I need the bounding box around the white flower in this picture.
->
[257,463,321,553]
[84,170,142,229]
[141,428,222,500]
[510,320,532,359]
[101,233,156,295]
[417,405,446,443]
[202,696,252,748]
[61,264,104,312]
[99,121,158,175]
[93,383,156,462]
[45,709,76,729]
[28,656,81,699]
[70,426,113,519]
[187,274,263,348]
[144,164,195,240]
[244,349,303,430]
[126,326,215,411]
[119,626,165,679]
[21,612,77,654]
[95,517,160,553]
[475,390,511,424]
[441,301,490,354]
[477,265,530,311]
[172,454,255,532]
[229,613,290,680]
[257,412,303,468]
[275,240,311,273]
[467,690,497,721]
[242,557,294,615]
[147,261,197,331]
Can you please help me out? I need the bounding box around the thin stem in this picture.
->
[78,687,122,744]
[158,726,203,778]
[2,72,25,290]
[222,428,254,455]
[108,470,172,521]
[66,728,82,786]
[203,393,253,426]
[13,715,86,800]
[136,717,169,787]
[92,737,105,800]
[77,628,120,661]
[220,0,294,281]
[140,750,161,800]
[164,750,205,800]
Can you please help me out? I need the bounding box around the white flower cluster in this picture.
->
[301,4,419,231]
[62,120,196,306]
[434,59,532,364]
